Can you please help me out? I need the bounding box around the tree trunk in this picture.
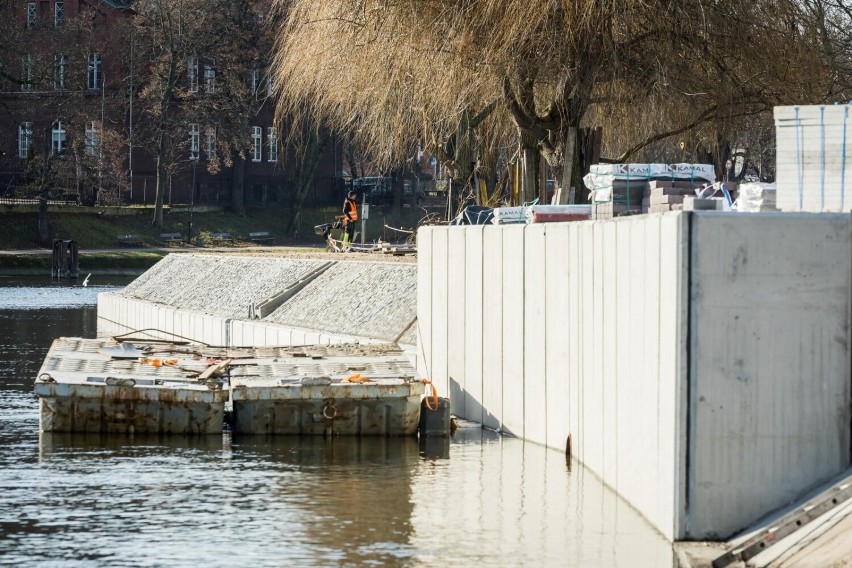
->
[230,154,246,214]
[153,152,166,227]
[38,191,49,242]
[557,126,577,204]
[286,131,327,237]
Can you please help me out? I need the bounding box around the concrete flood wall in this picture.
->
[98,255,418,350]
[417,212,852,542]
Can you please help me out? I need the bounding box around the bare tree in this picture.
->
[271,0,847,204]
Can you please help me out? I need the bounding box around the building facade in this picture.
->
[0,0,341,208]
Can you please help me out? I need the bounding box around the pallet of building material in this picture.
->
[650,194,685,205]
[650,204,678,213]
[774,105,852,212]
[526,204,592,223]
[736,182,778,212]
[645,186,700,198]
[649,180,709,190]
[584,163,715,193]
[683,196,723,211]
[610,186,647,203]
[592,203,641,220]
[492,206,529,224]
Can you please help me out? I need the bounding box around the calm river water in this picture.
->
[0,276,674,567]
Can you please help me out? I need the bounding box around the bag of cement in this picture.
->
[493,206,529,224]
[735,182,777,212]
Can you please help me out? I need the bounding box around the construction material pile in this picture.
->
[584,163,716,219]
[775,105,852,212]
[736,183,778,212]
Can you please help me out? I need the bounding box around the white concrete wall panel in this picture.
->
[614,218,644,513]
[430,229,450,398]
[464,226,486,423]
[659,212,688,541]
[524,224,548,446]
[416,228,433,384]
[501,225,526,436]
[481,227,504,430]
[545,223,571,451]
[582,222,606,475]
[601,221,619,485]
[447,229,467,412]
[567,223,583,459]
[688,212,852,539]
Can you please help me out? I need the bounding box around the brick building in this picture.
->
[0,0,342,208]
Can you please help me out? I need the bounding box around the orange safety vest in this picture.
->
[345,197,358,222]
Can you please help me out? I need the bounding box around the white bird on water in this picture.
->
[82,273,91,287]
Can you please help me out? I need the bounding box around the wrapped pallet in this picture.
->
[735,182,778,212]
[583,163,715,219]
[774,105,852,212]
[526,205,591,223]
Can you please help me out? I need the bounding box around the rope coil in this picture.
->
[421,379,440,411]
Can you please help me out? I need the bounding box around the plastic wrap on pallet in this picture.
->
[584,163,716,194]
[735,182,778,212]
[492,206,529,224]
[526,205,592,223]
[774,105,852,212]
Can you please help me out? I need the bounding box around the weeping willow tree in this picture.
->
[271,0,650,203]
[272,0,848,205]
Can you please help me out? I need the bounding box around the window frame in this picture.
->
[251,126,262,162]
[267,127,278,163]
[189,123,200,160]
[21,54,33,92]
[54,53,67,90]
[205,127,216,161]
[26,3,36,29]
[18,122,32,159]
[54,1,64,27]
[187,57,199,93]
[85,121,99,157]
[51,121,66,155]
[203,63,215,94]
[250,67,260,96]
[87,53,102,90]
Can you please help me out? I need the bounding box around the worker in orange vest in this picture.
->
[342,190,358,250]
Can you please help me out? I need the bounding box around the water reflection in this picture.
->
[0,276,675,567]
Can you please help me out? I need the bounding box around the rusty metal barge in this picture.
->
[33,337,426,436]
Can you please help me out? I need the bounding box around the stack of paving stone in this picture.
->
[774,104,852,212]
[735,182,777,212]
[584,163,716,219]
[641,180,725,213]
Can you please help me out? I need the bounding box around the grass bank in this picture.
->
[0,251,168,275]
[0,204,415,251]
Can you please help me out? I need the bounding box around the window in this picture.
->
[203,64,215,93]
[51,121,66,155]
[85,121,99,156]
[205,127,216,160]
[189,123,199,160]
[54,53,67,90]
[250,67,260,95]
[21,54,33,91]
[26,3,36,29]
[87,53,102,90]
[251,126,262,162]
[267,127,278,162]
[266,74,274,97]
[54,2,63,27]
[187,57,198,92]
[18,122,32,159]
